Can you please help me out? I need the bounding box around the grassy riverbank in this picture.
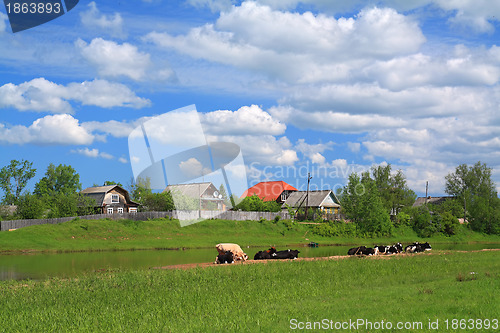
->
[0,250,498,332]
[0,218,499,253]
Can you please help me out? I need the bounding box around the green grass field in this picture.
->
[1,218,499,253]
[0,250,498,332]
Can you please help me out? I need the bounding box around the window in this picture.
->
[129,207,137,214]
[117,207,124,214]
[111,194,119,203]
[107,207,114,214]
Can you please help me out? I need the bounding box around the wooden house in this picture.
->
[282,190,341,215]
[241,181,298,204]
[163,182,226,210]
[81,185,139,214]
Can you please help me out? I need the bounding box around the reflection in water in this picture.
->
[0,243,498,281]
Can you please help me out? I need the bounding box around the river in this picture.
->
[1,243,499,281]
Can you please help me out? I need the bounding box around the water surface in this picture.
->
[0,242,498,281]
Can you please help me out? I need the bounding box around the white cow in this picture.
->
[215,243,248,261]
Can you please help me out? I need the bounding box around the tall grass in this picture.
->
[0,251,498,332]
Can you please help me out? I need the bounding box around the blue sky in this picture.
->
[1,0,500,197]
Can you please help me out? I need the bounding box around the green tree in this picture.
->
[445,162,500,234]
[219,184,230,207]
[34,164,81,197]
[234,195,281,212]
[16,193,44,219]
[103,181,123,187]
[340,171,392,236]
[141,191,176,211]
[371,164,416,217]
[0,159,36,205]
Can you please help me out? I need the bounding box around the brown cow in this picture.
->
[215,243,248,261]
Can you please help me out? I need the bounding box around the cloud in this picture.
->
[207,133,298,166]
[270,105,406,133]
[0,12,7,33]
[71,147,114,160]
[0,114,94,145]
[347,142,361,153]
[76,38,152,81]
[0,78,151,113]
[144,4,425,83]
[295,138,333,164]
[202,105,286,136]
[185,0,236,12]
[179,157,211,178]
[80,2,125,38]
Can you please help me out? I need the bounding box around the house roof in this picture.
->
[241,181,298,201]
[164,182,218,199]
[413,196,454,207]
[283,190,340,208]
[81,185,138,206]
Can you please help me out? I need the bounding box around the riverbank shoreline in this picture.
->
[0,217,499,254]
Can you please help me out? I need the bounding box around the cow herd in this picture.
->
[348,242,432,256]
[214,243,300,264]
[214,241,432,264]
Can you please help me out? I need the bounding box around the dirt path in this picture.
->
[151,248,500,271]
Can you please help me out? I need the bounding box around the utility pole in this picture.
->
[304,173,312,220]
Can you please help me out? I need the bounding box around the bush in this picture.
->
[16,193,44,219]
[312,220,358,237]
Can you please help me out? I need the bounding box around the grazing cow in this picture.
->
[215,251,234,264]
[348,246,366,255]
[271,249,300,259]
[394,242,403,253]
[216,243,249,261]
[254,247,277,260]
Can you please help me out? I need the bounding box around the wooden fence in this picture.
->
[0,210,291,231]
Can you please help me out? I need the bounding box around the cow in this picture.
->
[271,249,300,259]
[361,247,378,256]
[215,251,234,264]
[405,242,431,253]
[216,243,249,261]
[348,246,366,255]
[254,247,277,260]
[348,246,378,256]
[374,245,387,254]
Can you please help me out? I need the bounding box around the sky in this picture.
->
[1,0,500,198]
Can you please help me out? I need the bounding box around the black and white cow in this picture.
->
[254,247,277,260]
[348,246,366,255]
[405,242,431,253]
[362,247,378,256]
[271,249,300,259]
[348,246,378,256]
[215,251,234,264]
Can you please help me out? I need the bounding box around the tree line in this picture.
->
[0,159,231,220]
[1,159,499,236]
[339,162,500,236]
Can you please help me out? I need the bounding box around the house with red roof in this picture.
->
[241,181,298,204]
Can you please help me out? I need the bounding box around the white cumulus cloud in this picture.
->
[0,78,151,113]
[0,114,94,145]
[80,2,125,38]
